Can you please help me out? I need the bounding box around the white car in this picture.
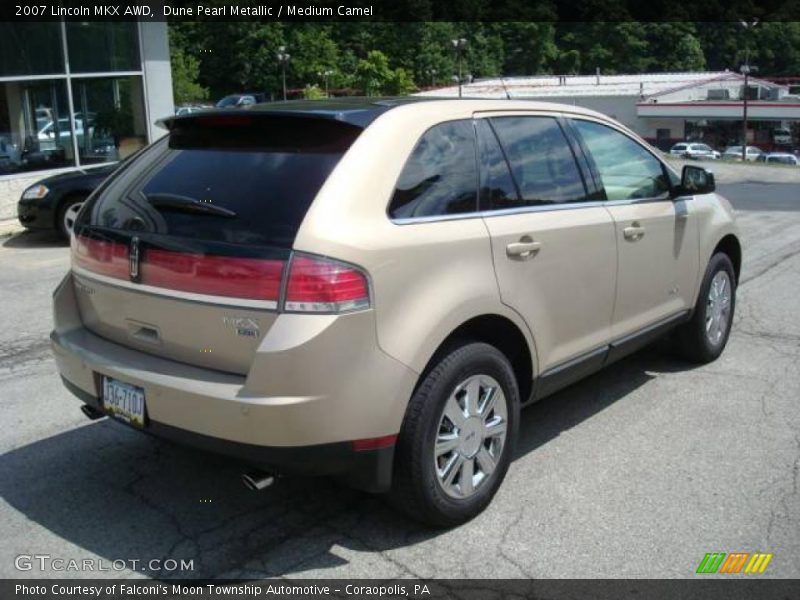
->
[722,146,764,161]
[37,118,85,151]
[669,142,720,160]
[760,152,799,166]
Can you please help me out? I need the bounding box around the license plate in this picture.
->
[102,377,146,428]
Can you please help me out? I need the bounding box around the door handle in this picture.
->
[506,238,541,259]
[623,223,645,241]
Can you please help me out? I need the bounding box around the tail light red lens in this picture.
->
[142,249,284,303]
[71,234,129,280]
[285,254,370,313]
[72,235,370,313]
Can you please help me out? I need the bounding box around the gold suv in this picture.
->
[52,99,740,526]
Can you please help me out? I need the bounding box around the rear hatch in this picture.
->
[70,114,361,374]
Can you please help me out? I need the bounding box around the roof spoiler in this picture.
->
[157,109,369,131]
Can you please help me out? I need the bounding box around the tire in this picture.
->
[674,252,736,363]
[390,341,520,527]
[56,196,86,240]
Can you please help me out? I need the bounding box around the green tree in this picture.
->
[645,23,705,72]
[497,22,558,76]
[387,67,418,95]
[355,50,391,95]
[170,47,209,104]
[302,84,326,100]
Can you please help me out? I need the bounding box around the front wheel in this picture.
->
[390,342,519,527]
[674,252,736,363]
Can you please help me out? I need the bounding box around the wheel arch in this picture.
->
[415,314,536,405]
[712,234,742,284]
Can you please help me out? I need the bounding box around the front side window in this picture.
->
[389,120,478,219]
[488,116,587,207]
[572,119,669,201]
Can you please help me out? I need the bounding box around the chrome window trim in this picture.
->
[391,195,675,225]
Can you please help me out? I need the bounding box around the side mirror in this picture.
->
[679,165,715,195]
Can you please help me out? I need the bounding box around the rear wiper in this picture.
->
[143,192,237,218]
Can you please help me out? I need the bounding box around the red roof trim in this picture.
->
[637,102,800,108]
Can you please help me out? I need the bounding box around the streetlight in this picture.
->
[739,20,758,162]
[318,69,334,97]
[451,38,468,98]
[276,45,290,101]
[426,68,438,88]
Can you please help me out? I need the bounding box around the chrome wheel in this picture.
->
[63,202,84,236]
[434,374,508,499]
[706,270,732,346]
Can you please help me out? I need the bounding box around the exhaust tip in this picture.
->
[242,471,275,491]
[80,404,106,421]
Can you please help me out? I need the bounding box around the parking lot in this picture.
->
[0,173,798,579]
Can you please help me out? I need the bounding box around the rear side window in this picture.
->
[388,120,477,219]
[79,116,361,248]
[489,116,587,207]
[572,119,669,201]
[476,119,519,210]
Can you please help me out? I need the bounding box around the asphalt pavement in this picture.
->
[0,182,798,579]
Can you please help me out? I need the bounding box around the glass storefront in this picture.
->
[0,80,74,174]
[0,22,146,176]
[65,22,140,73]
[71,77,147,164]
[0,23,64,77]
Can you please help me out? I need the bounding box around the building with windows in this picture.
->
[420,71,800,153]
[0,21,174,219]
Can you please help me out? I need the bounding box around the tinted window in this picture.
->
[80,116,361,248]
[66,23,140,73]
[476,119,518,210]
[0,23,63,77]
[573,119,669,201]
[389,120,477,219]
[489,116,587,206]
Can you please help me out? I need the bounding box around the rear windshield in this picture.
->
[78,115,361,248]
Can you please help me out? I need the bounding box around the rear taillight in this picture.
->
[71,234,129,280]
[72,235,370,313]
[143,249,284,302]
[284,254,371,313]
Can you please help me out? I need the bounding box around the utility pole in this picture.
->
[451,38,468,98]
[739,20,758,162]
[276,46,290,101]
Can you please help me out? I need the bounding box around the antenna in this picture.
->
[499,77,512,100]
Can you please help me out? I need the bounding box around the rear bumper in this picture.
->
[62,377,394,492]
[51,272,419,492]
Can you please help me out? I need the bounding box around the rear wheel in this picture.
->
[674,252,736,363]
[390,342,519,527]
[57,196,85,239]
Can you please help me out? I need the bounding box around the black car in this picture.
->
[17,164,116,238]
